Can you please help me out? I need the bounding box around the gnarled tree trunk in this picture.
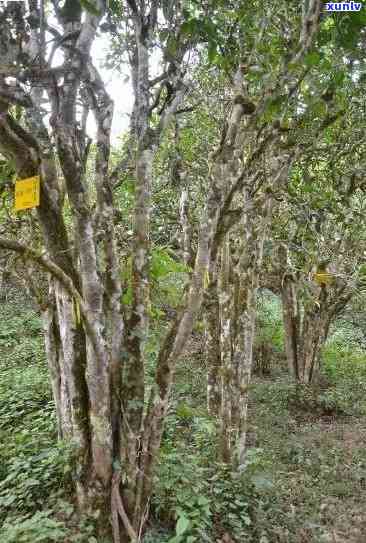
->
[280,247,350,385]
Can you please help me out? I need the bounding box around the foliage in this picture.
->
[1,511,67,543]
[256,291,284,353]
[322,328,366,416]
[153,442,262,543]
[122,247,189,316]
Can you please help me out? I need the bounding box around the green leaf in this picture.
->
[80,0,101,16]
[122,287,132,306]
[167,36,178,58]
[197,495,210,506]
[208,42,218,63]
[304,51,321,67]
[251,472,274,491]
[181,19,199,37]
[176,514,191,536]
[264,95,286,121]
[150,248,189,280]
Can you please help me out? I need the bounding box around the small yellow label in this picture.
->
[14,175,40,211]
[314,272,333,286]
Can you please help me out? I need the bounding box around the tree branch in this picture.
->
[0,238,100,355]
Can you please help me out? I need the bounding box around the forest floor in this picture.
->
[1,296,366,542]
[245,382,366,543]
[154,334,366,543]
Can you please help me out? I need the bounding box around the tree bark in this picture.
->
[205,259,221,416]
[281,274,300,380]
[219,235,234,462]
[281,273,339,385]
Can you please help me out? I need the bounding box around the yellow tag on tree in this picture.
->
[314,272,333,286]
[14,176,40,211]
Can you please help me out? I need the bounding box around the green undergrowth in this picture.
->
[322,339,366,417]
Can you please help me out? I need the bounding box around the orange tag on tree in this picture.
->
[14,175,40,211]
